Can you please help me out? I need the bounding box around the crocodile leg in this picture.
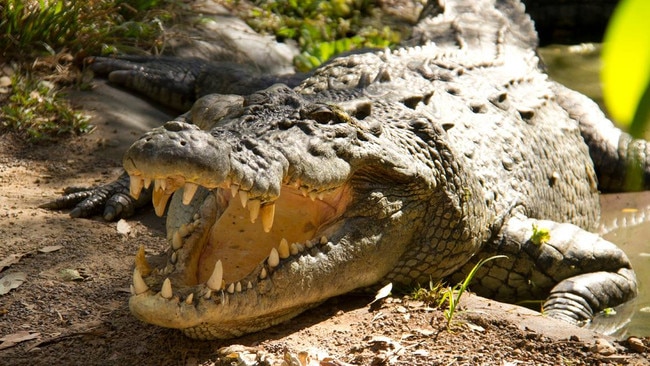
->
[40,172,152,220]
[552,82,650,192]
[88,56,305,111]
[448,215,637,326]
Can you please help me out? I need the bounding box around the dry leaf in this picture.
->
[117,219,131,236]
[464,321,486,332]
[0,272,27,295]
[38,245,63,253]
[0,253,25,272]
[0,331,41,350]
[59,269,83,281]
[370,283,392,304]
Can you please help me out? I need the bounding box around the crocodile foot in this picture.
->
[40,172,152,221]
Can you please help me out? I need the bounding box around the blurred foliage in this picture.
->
[1,73,92,142]
[601,0,650,137]
[0,0,406,141]
[242,0,402,71]
[0,0,179,141]
[0,0,176,59]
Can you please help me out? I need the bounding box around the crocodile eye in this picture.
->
[243,93,266,107]
[302,105,340,124]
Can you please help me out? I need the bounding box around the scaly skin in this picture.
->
[45,0,639,339]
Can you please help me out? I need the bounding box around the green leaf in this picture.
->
[601,0,650,134]
[530,224,551,245]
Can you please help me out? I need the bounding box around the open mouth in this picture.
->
[127,172,352,304]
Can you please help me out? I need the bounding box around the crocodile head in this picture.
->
[123,84,485,339]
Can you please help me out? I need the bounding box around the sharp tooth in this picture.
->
[247,281,252,289]
[143,177,152,189]
[309,192,317,201]
[305,239,315,249]
[203,289,212,299]
[227,283,235,294]
[248,200,261,223]
[278,238,290,259]
[206,260,223,291]
[239,190,249,208]
[231,184,239,198]
[172,231,183,250]
[185,293,194,304]
[261,203,275,233]
[152,188,171,217]
[268,248,280,267]
[260,268,268,280]
[129,284,135,295]
[235,282,242,292]
[132,268,149,295]
[161,278,173,299]
[135,245,152,277]
[178,224,189,237]
[300,187,309,197]
[182,182,199,205]
[155,178,167,191]
[170,251,178,264]
[130,176,144,199]
[320,236,328,245]
[291,243,304,255]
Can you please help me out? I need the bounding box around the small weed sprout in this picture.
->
[602,307,617,316]
[441,255,507,330]
[411,255,508,330]
[530,223,551,245]
[412,280,446,305]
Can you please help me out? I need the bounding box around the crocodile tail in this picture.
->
[410,0,538,51]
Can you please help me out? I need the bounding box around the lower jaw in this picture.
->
[129,270,325,339]
[178,302,324,340]
[128,184,352,338]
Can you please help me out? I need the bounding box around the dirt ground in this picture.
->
[0,81,648,366]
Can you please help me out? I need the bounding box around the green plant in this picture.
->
[438,255,507,329]
[0,0,172,59]
[530,223,550,245]
[412,279,446,304]
[0,0,177,142]
[601,0,650,138]
[602,307,617,316]
[242,0,402,71]
[0,73,92,142]
[411,255,508,330]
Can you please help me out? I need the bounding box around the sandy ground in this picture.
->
[0,75,649,366]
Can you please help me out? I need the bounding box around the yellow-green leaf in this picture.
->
[601,0,650,129]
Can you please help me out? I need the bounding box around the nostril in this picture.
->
[180,140,187,146]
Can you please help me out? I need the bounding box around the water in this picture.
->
[600,193,650,337]
[539,45,650,337]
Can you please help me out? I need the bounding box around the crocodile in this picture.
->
[42,0,646,339]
